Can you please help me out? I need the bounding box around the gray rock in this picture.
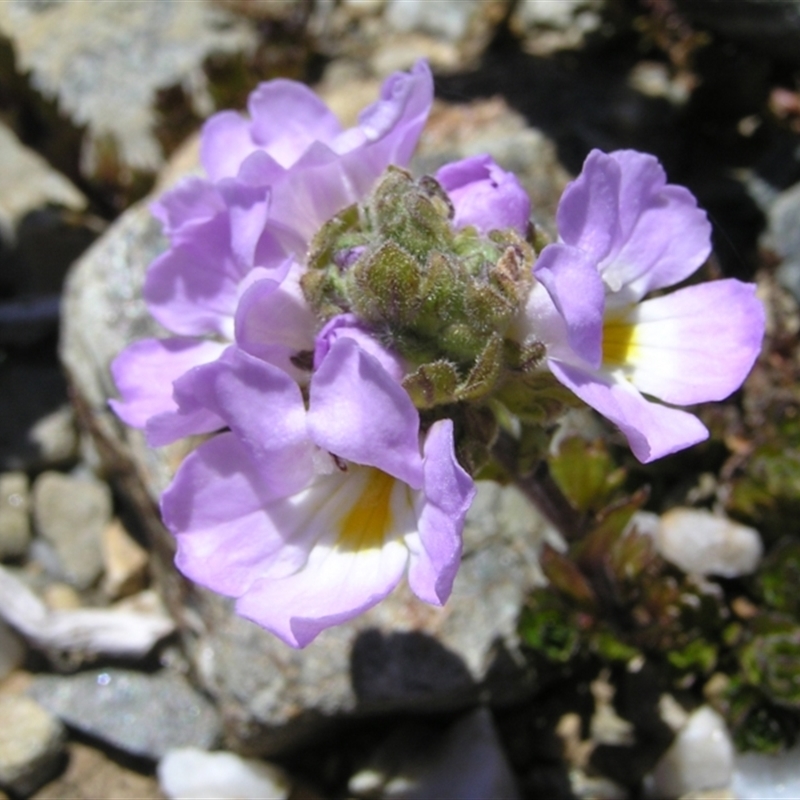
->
[0,0,258,176]
[31,471,110,589]
[29,669,221,761]
[0,472,31,561]
[0,693,66,797]
[59,98,566,754]
[349,708,520,799]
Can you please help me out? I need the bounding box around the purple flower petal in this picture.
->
[308,337,424,489]
[164,433,304,597]
[234,265,317,380]
[200,111,257,182]
[109,337,225,429]
[407,420,474,605]
[615,279,765,405]
[549,360,709,463]
[150,177,226,240]
[556,149,621,262]
[143,215,242,338]
[314,314,406,382]
[170,348,315,498]
[534,242,606,368]
[436,154,530,235]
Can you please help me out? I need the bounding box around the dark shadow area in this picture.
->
[350,628,478,713]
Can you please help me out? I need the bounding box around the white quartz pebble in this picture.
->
[650,706,734,799]
[731,743,800,799]
[656,509,762,578]
[158,748,291,800]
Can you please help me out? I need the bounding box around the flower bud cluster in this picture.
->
[303,167,547,413]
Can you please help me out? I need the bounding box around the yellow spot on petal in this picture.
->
[602,317,638,367]
[337,468,396,552]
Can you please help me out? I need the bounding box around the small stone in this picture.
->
[731,741,800,799]
[101,518,149,599]
[31,741,164,800]
[0,619,26,682]
[348,708,520,799]
[29,669,221,761]
[649,706,734,799]
[27,406,79,468]
[158,748,291,800]
[32,471,111,589]
[656,509,763,578]
[0,693,66,796]
[0,472,31,561]
[42,583,83,611]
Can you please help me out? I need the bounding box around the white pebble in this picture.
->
[649,706,734,799]
[656,509,762,578]
[158,748,291,800]
[731,742,800,799]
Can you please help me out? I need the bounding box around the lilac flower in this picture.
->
[436,154,531,236]
[521,149,765,463]
[111,62,434,445]
[160,339,475,647]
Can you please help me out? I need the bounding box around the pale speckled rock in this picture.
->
[656,508,763,578]
[509,0,603,56]
[0,693,66,796]
[29,669,221,761]
[0,0,257,174]
[0,472,30,561]
[158,748,290,800]
[32,471,110,589]
[0,121,85,237]
[59,95,567,754]
[648,707,734,800]
[731,741,800,800]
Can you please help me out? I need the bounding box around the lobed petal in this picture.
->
[308,337,424,489]
[234,265,317,380]
[313,314,406,383]
[556,149,621,261]
[200,111,258,182]
[247,80,343,167]
[407,420,475,605]
[534,242,606,368]
[109,337,225,429]
[150,177,226,240]
[235,466,414,647]
[164,433,302,598]
[549,360,709,463]
[616,279,764,405]
[144,215,241,339]
[170,347,314,498]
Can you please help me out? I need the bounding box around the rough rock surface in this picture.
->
[29,668,221,761]
[59,98,567,754]
[32,471,111,589]
[0,693,66,796]
[0,471,31,560]
[0,0,258,174]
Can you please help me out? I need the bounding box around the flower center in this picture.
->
[336,467,396,552]
[602,317,638,367]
